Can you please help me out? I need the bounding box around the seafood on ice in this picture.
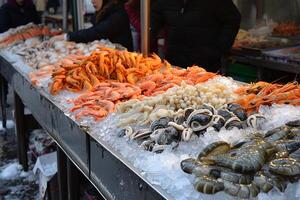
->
[116,77,240,127]
[118,103,266,153]
[68,67,217,121]
[9,39,115,69]
[70,81,142,121]
[234,81,300,113]
[181,119,300,199]
[0,23,61,48]
[50,47,170,94]
[272,22,300,36]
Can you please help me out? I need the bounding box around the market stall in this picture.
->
[229,0,300,82]
[0,21,300,200]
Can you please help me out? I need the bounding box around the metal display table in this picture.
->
[230,51,300,81]
[0,55,171,200]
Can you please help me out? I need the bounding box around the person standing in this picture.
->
[51,0,133,51]
[0,0,41,33]
[0,0,41,106]
[125,0,140,51]
[151,0,241,72]
[35,0,46,21]
[46,0,60,14]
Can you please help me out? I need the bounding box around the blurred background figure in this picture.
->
[46,0,60,14]
[0,0,40,106]
[0,0,41,33]
[50,0,133,50]
[35,0,46,21]
[151,0,241,72]
[125,0,140,52]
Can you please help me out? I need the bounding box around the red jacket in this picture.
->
[124,2,141,51]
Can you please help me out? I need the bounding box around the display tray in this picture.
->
[263,45,300,65]
[271,34,300,41]
[239,39,300,57]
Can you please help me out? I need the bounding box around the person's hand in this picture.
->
[47,34,65,46]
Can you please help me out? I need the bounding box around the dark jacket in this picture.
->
[0,3,41,33]
[151,0,241,71]
[68,4,133,51]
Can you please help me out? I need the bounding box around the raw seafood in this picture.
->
[181,120,300,198]
[116,77,239,126]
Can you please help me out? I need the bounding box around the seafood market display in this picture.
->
[1,23,300,200]
[116,77,239,127]
[235,81,300,113]
[10,40,113,69]
[181,120,300,198]
[70,81,141,120]
[0,23,60,48]
[233,29,266,49]
[272,22,300,37]
[50,47,169,94]
[118,103,266,153]
[68,66,217,121]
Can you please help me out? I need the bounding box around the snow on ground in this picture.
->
[0,120,15,132]
[0,162,23,180]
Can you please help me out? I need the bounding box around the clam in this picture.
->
[140,139,155,151]
[118,126,133,137]
[228,104,248,121]
[217,109,235,121]
[224,117,244,130]
[187,109,213,132]
[200,103,217,115]
[174,114,185,125]
[247,114,266,129]
[152,144,168,153]
[150,117,172,131]
[130,129,152,141]
[168,121,185,131]
[181,128,194,142]
[184,108,195,120]
[150,126,180,145]
[211,115,226,131]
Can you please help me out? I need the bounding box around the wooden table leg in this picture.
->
[0,75,7,134]
[67,158,80,200]
[57,146,68,200]
[14,92,28,171]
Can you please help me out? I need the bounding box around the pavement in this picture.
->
[0,86,39,200]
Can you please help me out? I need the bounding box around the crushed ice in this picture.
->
[88,104,300,200]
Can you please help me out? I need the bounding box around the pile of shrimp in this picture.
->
[29,54,87,87]
[234,81,300,113]
[70,81,142,120]
[70,66,217,121]
[0,24,60,48]
[50,47,169,95]
[272,22,300,36]
[136,66,217,96]
[116,77,239,126]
